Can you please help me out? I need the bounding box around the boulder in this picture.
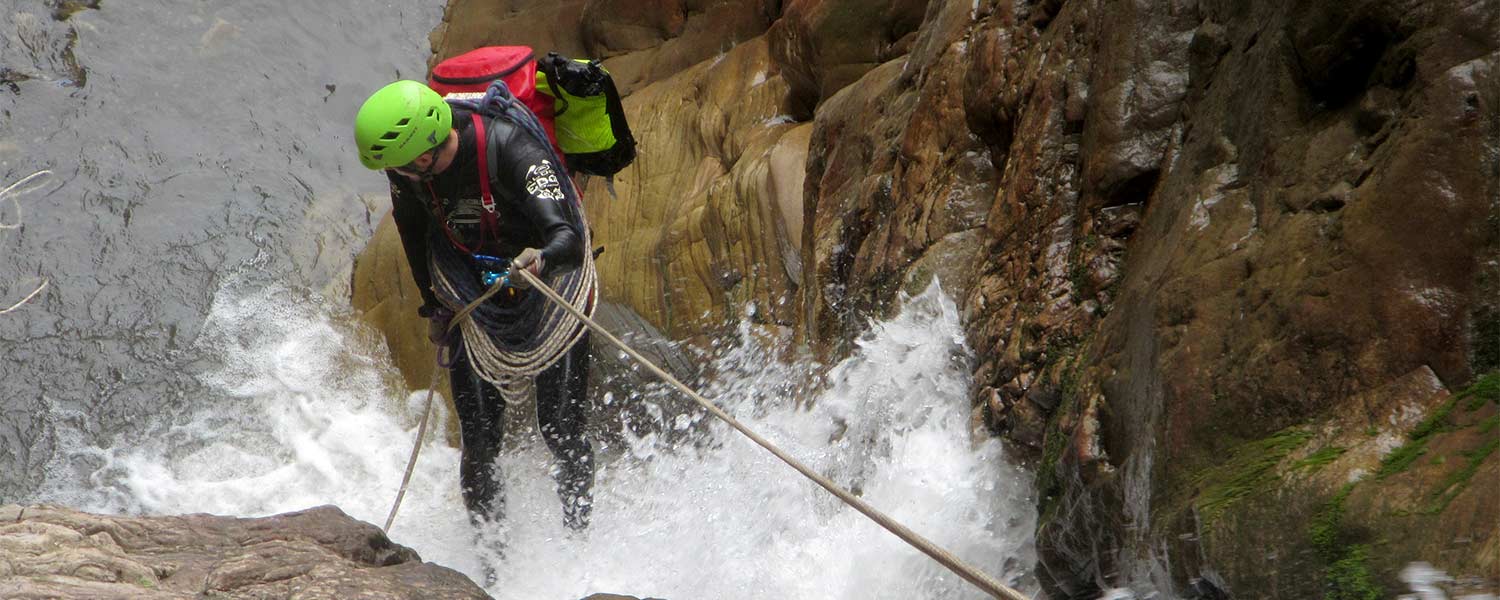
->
[0,505,488,599]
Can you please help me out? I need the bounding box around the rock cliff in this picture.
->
[350,0,1500,597]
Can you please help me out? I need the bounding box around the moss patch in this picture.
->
[1308,484,1383,600]
[1422,435,1500,514]
[1035,356,1086,521]
[1375,399,1456,479]
[1459,371,1499,411]
[1323,545,1384,600]
[1292,445,1348,473]
[1193,428,1315,526]
[1378,372,1498,480]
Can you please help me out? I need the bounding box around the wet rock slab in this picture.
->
[0,504,488,599]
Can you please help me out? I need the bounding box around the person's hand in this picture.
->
[510,248,544,289]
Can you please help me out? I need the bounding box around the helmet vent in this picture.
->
[370,144,386,151]
[380,131,400,141]
[395,117,411,127]
[426,107,437,117]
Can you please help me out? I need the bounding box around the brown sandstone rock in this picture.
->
[0,505,487,599]
[581,0,779,95]
[429,0,589,66]
[767,0,930,116]
[800,0,993,355]
[582,36,804,343]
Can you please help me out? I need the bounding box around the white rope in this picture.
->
[384,366,442,532]
[513,268,1034,600]
[0,279,48,316]
[0,170,53,230]
[1,170,54,316]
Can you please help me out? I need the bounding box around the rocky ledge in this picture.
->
[0,504,487,599]
[0,504,663,600]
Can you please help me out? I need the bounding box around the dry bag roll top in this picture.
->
[535,52,636,177]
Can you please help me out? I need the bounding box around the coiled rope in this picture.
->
[429,242,597,398]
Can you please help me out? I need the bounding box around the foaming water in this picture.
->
[51,280,1039,599]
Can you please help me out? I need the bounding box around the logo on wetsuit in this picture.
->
[525,160,565,202]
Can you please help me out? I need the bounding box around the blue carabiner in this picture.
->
[472,254,512,288]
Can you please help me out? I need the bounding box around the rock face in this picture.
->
[350,0,1500,597]
[933,2,1499,597]
[0,505,488,599]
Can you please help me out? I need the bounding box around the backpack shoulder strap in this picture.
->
[471,112,494,215]
[469,112,504,244]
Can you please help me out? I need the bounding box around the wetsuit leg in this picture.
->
[534,332,594,530]
[449,349,506,523]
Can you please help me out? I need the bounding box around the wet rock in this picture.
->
[1188,20,1230,89]
[768,0,930,116]
[429,0,589,69]
[581,0,779,94]
[582,36,804,343]
[0,505,488,599]
[1289,0,1405,107]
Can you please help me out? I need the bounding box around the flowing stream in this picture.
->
[3,2,1041,598]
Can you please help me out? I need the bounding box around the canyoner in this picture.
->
[354,71,606,533]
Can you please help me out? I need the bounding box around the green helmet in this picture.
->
[354,80,453,170]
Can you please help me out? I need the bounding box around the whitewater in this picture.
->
[35,278,1039,599]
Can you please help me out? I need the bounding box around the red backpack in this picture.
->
[430,46,636,179]
[429,46,562,153]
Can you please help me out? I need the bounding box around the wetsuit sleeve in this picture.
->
[387,175,441,311]
[494,133,584,277]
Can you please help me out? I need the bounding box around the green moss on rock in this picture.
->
[1293,446,1348,473]
[1422,435,1499,514]
[1193,428,1315,526]
[1323,545,1384,600]
[1460,371,1499,411]
[1308,485,1383,600]
[1376,399,1456,479]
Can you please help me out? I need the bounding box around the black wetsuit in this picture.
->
[388,106,593,530]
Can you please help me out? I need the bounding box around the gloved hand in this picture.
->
[419,304,455,343]
[509,248,545,289]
